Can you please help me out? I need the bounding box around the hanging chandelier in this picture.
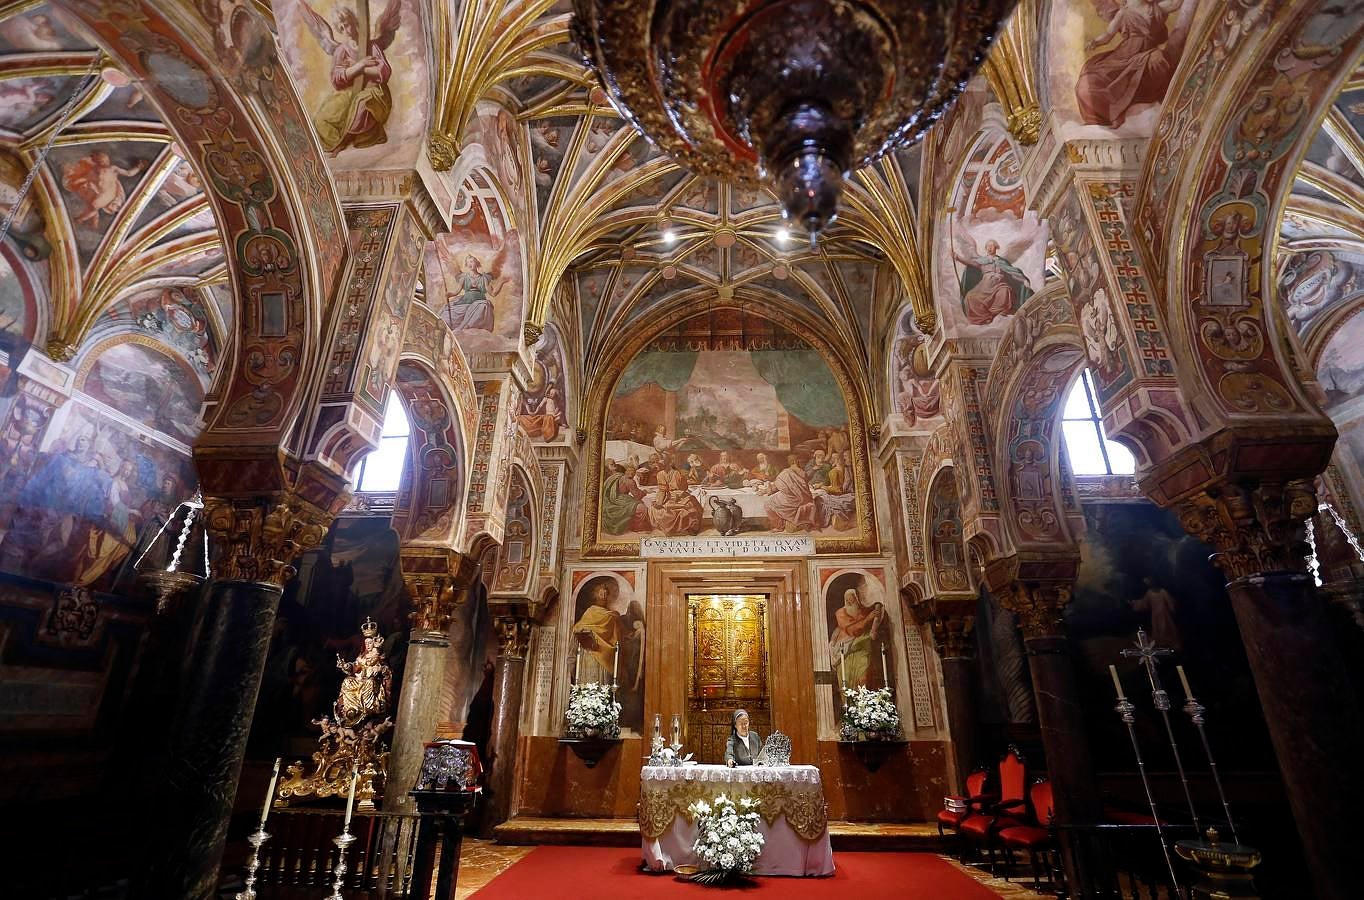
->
[572,0,1018,242]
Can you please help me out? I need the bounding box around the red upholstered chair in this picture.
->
[959,746,1027,872]
[937,769,993,836]
[999,778,1056,888]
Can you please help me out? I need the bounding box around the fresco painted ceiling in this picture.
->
[466,4,928,388]
[0,4,227,360]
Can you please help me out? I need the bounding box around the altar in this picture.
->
[639,764,835,877]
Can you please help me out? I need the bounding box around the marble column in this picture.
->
[909,594,979,792]
[138,492,332,900]
[387,550,472,813]
[993,570,1105,895]
[480,611,533,838]
[1176,482,1364,900]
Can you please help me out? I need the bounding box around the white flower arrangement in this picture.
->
[563,681,621,738]
[840,685,903,740]
[688,794,764,883]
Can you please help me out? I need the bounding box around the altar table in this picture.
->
[639,764,834,876]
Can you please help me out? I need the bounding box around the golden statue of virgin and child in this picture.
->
[276,618,394,810]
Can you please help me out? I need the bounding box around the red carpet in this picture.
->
[469,846,1001,898]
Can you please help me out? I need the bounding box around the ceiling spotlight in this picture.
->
[775,227,790,245]
[662,229,677,245]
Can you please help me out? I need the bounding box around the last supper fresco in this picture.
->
[591,310,872,551]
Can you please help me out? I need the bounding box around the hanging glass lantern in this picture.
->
[134,490,210,612]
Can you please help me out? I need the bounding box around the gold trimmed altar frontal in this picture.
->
[639,769,828,842]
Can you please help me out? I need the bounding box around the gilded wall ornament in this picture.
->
[202,492,333,588]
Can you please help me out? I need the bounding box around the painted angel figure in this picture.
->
[953,232,1034,327]
[297,0,402,154]
[1076,0,1187,129]
[61,152,148,227]
[438,234,514,333]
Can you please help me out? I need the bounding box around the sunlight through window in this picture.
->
[1061,370,1135,476]
[354,392,411,492]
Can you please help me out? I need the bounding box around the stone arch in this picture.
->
[1137,2,1364,470]
[389,357,471,551]
[580,293,879,555]
[923,464,972,598]
[55,0,346,478]
[992,329,1088,553]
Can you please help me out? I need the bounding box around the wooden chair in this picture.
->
[999,778,1057,889]
[959,745,1027,873]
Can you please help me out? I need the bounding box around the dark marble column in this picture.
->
[479,613,532,838]
[909,594,980,793]
[1176,481,1364,900]
[136,492,332,900]
[993,571,1106,896]
[138,578,283,900]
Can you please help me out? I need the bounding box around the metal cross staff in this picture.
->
[1121,629,1200,834]
[1109,667,1180,893]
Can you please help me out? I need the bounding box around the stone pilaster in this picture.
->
[907,592,978,792]
[481,609,534,836]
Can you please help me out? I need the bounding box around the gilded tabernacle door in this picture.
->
[686,594,771,762]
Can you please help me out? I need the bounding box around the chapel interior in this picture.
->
[2,1,1364,898]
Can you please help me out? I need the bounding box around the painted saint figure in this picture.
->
[764,454,827,533]
[830,588,887,690]
[572,578,646,726]
[441,253,505,333]
[298,0,403,153]
[1076,0,1186,129]
[955,238,1033,326]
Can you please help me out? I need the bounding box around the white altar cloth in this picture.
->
[639,764,834,877]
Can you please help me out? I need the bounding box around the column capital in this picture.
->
[1174,478,1318,582]
[400,547,479,637]
[982,553,1079,639]
[907,593,978,661]
[492,612,534,660]
[202,489,335,588]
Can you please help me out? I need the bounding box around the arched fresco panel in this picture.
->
[888,307,942,429]
[390,359,467,546]
[76,336,205,444]
[492,466,535,595]
[516,321,569,443]
[925,466,971,596]
[585,307,876,555]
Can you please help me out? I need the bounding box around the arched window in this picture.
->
[354,392,411,492]
[1061,370,1135,476]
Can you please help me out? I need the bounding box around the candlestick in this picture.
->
[612,643,619,686]
[880,643,889,689]
[342,765,358,829]
[1109,665,1126,700]
[1176,665,1193,701]
[671,713,682,751]
[259,757,281,829]
[840,654,847,688]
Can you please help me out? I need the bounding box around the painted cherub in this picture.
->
[61,151,147,226]
[297,0,403,153]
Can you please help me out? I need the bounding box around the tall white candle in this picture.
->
[612,644,619,685]
[259,757,281,829]
[1109,665,1126,700]
[840,654,847,687]
[881,644,889,688]
[1176,665,1194,701]
[342,766,358,829]
[575,647,581,684]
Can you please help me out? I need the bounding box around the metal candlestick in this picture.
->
[325,828,358,900]
[234,826,270,900]
[1178,669,1239,845]
[1111,668,1182,894]
[1122,629,1201,834]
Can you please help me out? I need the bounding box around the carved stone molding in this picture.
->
[982,553,1079,640]
[1174,479,1318,582]
[906,593,978,661]
[203,492,334,588]
[400,548,478,636]
[493,614,534,660]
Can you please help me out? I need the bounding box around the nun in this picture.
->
[724,708,763,767]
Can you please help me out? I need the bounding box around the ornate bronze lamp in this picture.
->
[572,0,1018,242]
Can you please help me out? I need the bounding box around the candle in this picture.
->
[671,713,681,749]
[612,644,620,685]
[342,765,358,829]
[881,643,889,687]
[574,647,581,684]
[1109,665,1126,700]
[1176,665,1193,700]
[840,654,847,687]
[258,757,281,829]
[654,713,662,742]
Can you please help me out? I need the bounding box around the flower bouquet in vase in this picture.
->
[839,685,904,741]
[686,795,765,885]
[563,682,621,739]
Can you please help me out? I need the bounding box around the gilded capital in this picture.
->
[905,592,976,660]
[45,337,77,362]
[995,580,1073,639]
[523,321,544,346]
[203,492,334,587]
[1174,479,1318,582]
[428,132,458,171]
[493,614,533,660]
[914,310,938,335]
[1007,103,1042,146]
[400,547,478,635]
